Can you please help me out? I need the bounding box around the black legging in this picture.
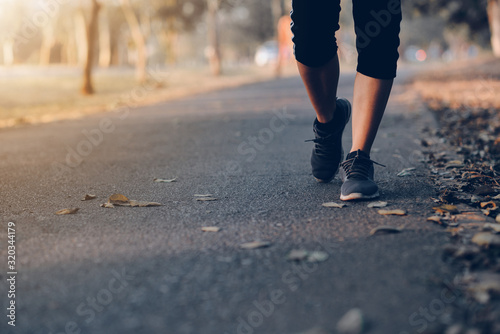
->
[291,0,402,79]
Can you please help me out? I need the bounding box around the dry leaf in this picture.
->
[367,201,388,208]
[337,308,364,334]
[101,203,115,208]
[307,251,329,263]
[445,160,464,169]
[378,209,406,216]
[322,202,347,208]
[55,208,79,215]
[201,226,220,232]
[471,232,500,248]
[467,274,500,304]
[240,241,271,249]
[287,249,309,261]
[81,194,97,201]
[433,204,459,214]
[194,194,213,197]
[109,193,130,205]
[482,223,500,233]
[370,226,404,235]
[154,178,177,183]
[397,167,416,177]
[196,197,217,202]
[129,200,162,207]
[480,201,498,210]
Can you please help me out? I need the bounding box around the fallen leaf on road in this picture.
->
[81,194,97,201]
[397,167,416,177]
[467,274,500,304]
[322,202,347,208]
[129,200,161,207]
[240,241,271,249]
[337,308,364,334]
[154,178,177,183]
[378,209,406,216]
[109,193,130,205]
[480,201,498,210]
[482,223,500,234]
[445,160,465,169]
[370,226,404,235]
[471,232,500,248]
[55,208,79,215]
[102,194,162,208]
[194,194,213,197]
[307,251,329,263]
[287,249,309,261]
[433,204,459,214]
[286,250,329,263]
[367,201,388,208]
[196,197,217,201]
[201,226,220,232]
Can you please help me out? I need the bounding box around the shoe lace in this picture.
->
[305,135,335,157]
[341,151,385,179]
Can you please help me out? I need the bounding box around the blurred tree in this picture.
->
[82,0,101,95]
[155,0,206,64]
[207,0,222,75]
[121,0,148,83]
[408,0,500,56]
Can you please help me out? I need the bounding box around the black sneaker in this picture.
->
[306,98,351,183]
[340,150,385,201]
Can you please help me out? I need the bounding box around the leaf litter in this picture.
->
[367,201,388,208]
[377,209,406,216]
[286,250,329,263]
[240,241,272,249]
[397,167,416,177]
[201,226,220,232]
[322,202,347,208]
[55,208,79,215]
[101,194,161,208]
[154,178,177,183]
[81,194,97,201]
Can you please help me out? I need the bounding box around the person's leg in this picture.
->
[291,0,351,183]
[296,56,339,124]
[349,0,402,154]
[340,0,402,200]
[350,73,393,153]
[291,0,342,124]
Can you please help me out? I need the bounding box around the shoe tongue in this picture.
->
[346,149,370,160]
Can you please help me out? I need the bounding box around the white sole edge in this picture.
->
[340,191,380,201]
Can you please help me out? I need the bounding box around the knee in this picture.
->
[290,1,340,67]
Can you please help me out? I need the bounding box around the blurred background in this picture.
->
[0,0,498,127]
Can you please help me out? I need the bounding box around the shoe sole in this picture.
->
[313,98,352,183]
[340,191,380,201]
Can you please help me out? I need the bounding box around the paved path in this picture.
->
[1,71,458,334]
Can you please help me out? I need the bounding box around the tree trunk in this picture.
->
[207,0,222,76]
[121,0,147,83]
[75,10,88,66]
[488,0,500,57]
[81,0,101,95]
[39,25,55,65]
[2,39,15,66]
[98,6,111,68]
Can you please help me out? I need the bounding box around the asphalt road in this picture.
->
[1,71,462,334]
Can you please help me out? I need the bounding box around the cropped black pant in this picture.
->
[291,0,402,79]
